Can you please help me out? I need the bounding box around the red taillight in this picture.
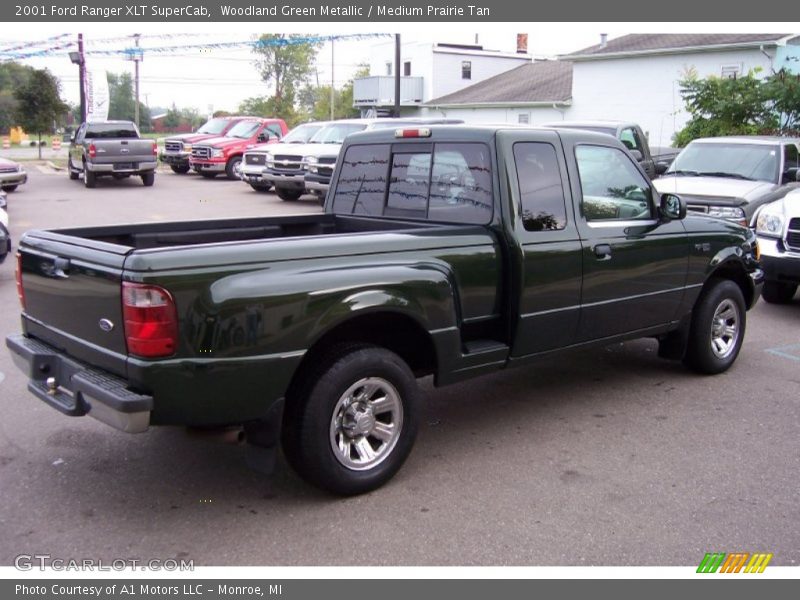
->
[88,143,97,158]
[122,282,178,358]
[152,141,158,156]
[15,252,25,309]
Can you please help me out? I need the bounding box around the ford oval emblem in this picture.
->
[98,318,115,332]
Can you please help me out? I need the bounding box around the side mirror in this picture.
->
[783,167,800,183]
[629,149,643,162]
[256,133,268,142]
[655,161,670,176]
[659,193,686,221]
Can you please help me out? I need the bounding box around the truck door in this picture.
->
[498,130,583,357]
[568,142,689,341]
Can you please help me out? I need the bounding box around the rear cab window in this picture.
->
[332,142,493,224]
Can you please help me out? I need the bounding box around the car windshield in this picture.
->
[226,121,261,139]
[282,123,323,143]
[196,118,231,135]
[667,142,780,183]
[309,123,366,144]
[84,123,138,139]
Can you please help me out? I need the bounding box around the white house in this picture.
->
[353,40,531,116]
[409,34,800,147]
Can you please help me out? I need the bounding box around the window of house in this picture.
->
[462,61,472,80]
[403,61,411,76]
[518,114,530,125]
[386,62,392,76]
[513,142,568,231]
[720,63,742,79]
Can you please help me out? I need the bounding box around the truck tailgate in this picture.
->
[18,232,130,374]
[91,139,154,164]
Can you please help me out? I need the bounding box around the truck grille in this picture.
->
[270,154,303,171]
[192,146,211,160]
[164,141,183,153]
[245,153,266,166]
[0,166,18,174]
[787,218,800,251]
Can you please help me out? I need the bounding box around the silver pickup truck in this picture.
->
[67,121,158,188]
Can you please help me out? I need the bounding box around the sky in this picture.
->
[1,23,793,114]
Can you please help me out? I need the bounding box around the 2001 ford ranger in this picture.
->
[6,125,763,495]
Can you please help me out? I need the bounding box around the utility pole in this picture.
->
[394,34,401,118]
[330,40,335,121]
[133,33,141,127]
[77,34,86,122]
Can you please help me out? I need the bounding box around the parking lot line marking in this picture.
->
[765,344,800,362]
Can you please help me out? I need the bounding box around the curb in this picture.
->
[47,161,65,172]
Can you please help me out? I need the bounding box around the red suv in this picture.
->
[189,118,288,180]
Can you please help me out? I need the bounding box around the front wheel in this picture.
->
[275,187,303,201]
[199,171,217,179]
[249,183,272,193]
[762,281,797,304]
[683,279,746,374]
[225,156,242,180]
[2,185,18,192]
[282,345,420,495]
[170,165,191,174]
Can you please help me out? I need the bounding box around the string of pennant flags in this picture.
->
[0,33,392,61]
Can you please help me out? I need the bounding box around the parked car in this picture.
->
[240,121,330,193]
[160,116,248,174]
[0,192,10,264]
[6,125,762,495]
[755,188,800,303]
[540,120,677,179]
[68,121,158,188]
[0,157,27,192]
[189,118,288,180]
[654,136,800,226]
[299,118,464,203]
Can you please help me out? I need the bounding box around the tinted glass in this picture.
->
[784,143,799,169]
[282,123,323,143]
[226,121,261,138]
[576,145,653,221]
[196,118,230,135]
[310,123,367,144]
[513,142,567,231]
[332,144,390,216]
[428,143,493,224]
[84,123,138,139]
[386,152,430,218]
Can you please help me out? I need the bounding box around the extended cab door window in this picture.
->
[514,142,568,231]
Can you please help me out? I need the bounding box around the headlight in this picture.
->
[708,206,746,225]
[211,149,224,158]
[755,210,785,237]
[302,156,318,171]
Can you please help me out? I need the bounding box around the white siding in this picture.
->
[417,105,568,125]
[568,49,773,147]
[430,50,530,99]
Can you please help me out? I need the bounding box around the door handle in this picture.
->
[594,244,612,260]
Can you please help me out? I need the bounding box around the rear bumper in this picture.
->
[5,334,152,433]
[87,161,157,173]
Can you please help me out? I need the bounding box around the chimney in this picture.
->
[600,33,608,48]
[516,33,528,54]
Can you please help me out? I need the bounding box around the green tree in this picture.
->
[238,93,299,126]
[13,68,68,159]
[297,65,368,122]
[0,62,36,132]
[253,34,321,102]
[163,103,181,129]
[764,69,800,132]
[105,72,151,130]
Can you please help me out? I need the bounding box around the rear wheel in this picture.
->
[68,158,79,180]
[282,344,420,495]
[275,187,302,201]
[83,164,96,188]
[170,165,191,174]
[141,171,155,187]
[762,281,797,304]
[225,156,242,180]
[1,185,18,192]
[683,279,746,374]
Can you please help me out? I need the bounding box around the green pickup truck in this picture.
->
[6,125,763,495]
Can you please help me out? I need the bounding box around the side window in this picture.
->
[331,144,390,216]
[784,144,799,170]
[428,143,493,224]
[619,128,642,153]
[267,124,283,138]
[575,145,653,221]
[513,142,568,231]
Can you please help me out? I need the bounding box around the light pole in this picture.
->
[127,34,143,128]
[68,33,86,122]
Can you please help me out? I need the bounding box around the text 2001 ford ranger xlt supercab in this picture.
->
[6,126,763,495]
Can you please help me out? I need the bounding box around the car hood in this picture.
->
[300,142,343,159]
[0,157,20,169]
[164,132,225,144]
[654,176,776,201]
[194,136,253,149]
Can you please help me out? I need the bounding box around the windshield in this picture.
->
[551,125,616,136]
[309,123,366,144]
[196,118,232,135]
[282,123,324,143]
[226,121,261,139]
[84,123,138,139]
[667,142,780,183]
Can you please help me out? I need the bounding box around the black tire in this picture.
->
[275,187,303,201]
[2,185,18,192]
[199,171,217,179]
[83,165,96,188]
[141,171,155,187]
[282,344,420,495]
[761,281,797,304]
[250,183,272,193]
[225,156,242,180]
[68,158,79,180]
[683,279,746,374]
[170,164,191,174]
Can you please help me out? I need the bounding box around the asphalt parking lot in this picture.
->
[0,166,798,567]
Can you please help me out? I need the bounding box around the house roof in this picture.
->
[426,60,573,107]
[565,34,794,60]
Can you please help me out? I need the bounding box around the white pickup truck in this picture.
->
[755,189,800,303]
